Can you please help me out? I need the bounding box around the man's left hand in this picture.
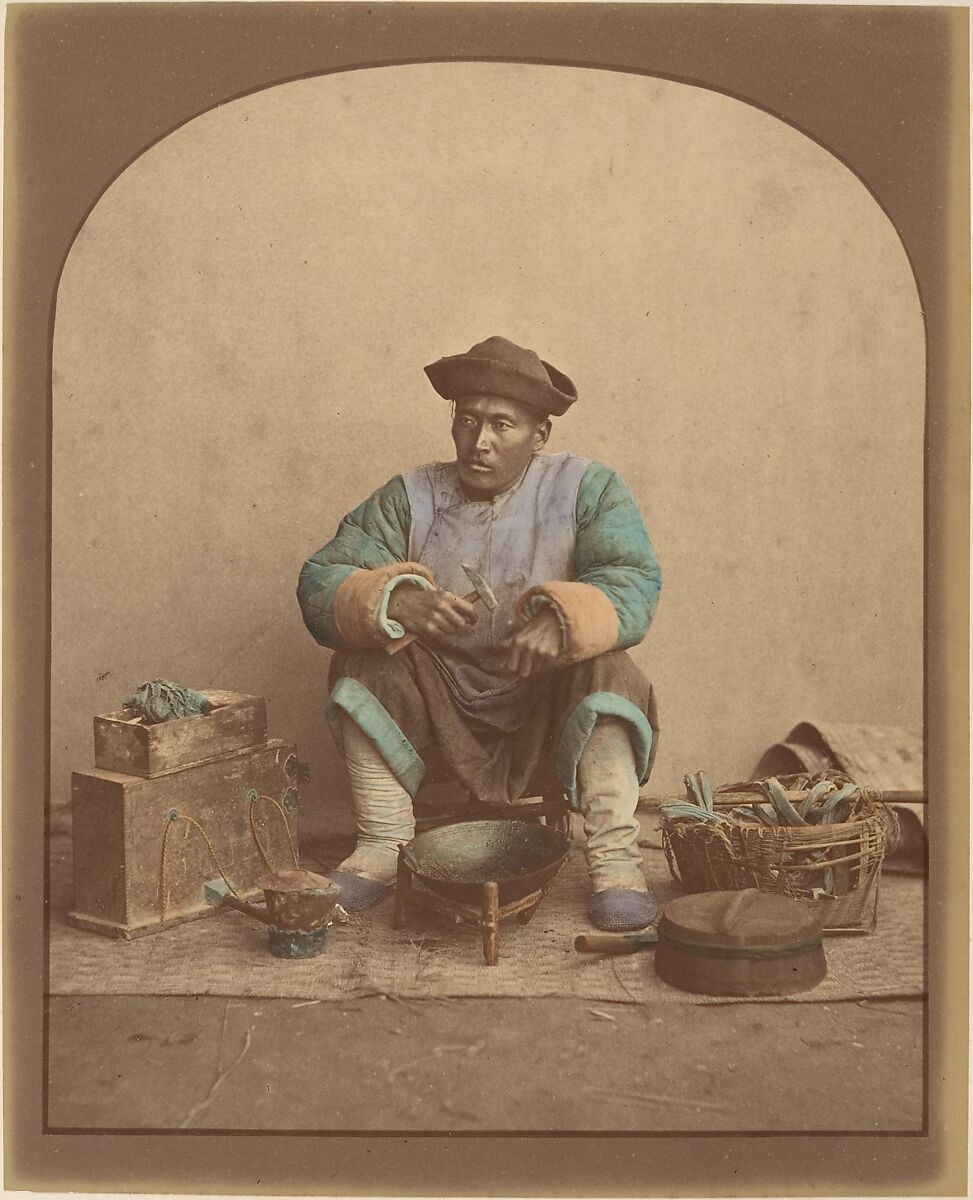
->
[501,608,564,678]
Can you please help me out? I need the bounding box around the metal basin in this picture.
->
[402,819,570,905]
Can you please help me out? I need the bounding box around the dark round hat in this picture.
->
[424,336,578,416]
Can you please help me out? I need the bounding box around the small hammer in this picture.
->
[385,562,498,656]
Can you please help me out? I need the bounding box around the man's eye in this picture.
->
[494,423,512,432]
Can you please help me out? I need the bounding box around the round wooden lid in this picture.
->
[659,889,821,951]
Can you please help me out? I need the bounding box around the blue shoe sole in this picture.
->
[328,869,395,912]
[587,887,658,932]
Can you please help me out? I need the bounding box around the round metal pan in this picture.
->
[401,819,570,905]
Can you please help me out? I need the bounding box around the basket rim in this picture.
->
[659,796,889,836]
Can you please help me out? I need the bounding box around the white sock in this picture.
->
[337,715,415,883]
[577,717,647,893]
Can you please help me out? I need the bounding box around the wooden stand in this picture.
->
[392,848,549,966]
[69,738,300,939]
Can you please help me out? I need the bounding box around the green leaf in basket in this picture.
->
[812,783,859,825]
[683,773,706,811]
[749,802,780,826]
[729,805,764,823]
[799,780,837,819]
[758,777,807,827]
[661,802,729,824]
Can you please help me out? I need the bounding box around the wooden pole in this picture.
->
[393,846,412,930]
[482,881,499,966]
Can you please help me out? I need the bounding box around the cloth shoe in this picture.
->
[587,887,658,931]
[327,869,395,912]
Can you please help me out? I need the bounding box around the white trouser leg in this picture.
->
[337,715,415,883]
[576,716,647,893]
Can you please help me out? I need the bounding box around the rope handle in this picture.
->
[247,790,300,872]
[158,787,300,924]
[159,810,240,925]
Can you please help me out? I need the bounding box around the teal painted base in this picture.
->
[268,927,327,959]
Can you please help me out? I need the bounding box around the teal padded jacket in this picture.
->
[297,460,661,653]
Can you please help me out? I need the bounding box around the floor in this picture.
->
[45,801,926,1136]
[46,992,924,1132]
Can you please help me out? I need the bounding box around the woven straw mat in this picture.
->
[50,842,924,1006]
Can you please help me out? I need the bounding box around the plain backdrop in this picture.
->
[52,62,924,834]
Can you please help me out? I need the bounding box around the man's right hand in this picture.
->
[386,586,478,642]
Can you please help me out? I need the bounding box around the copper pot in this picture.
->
[215,868,342,959]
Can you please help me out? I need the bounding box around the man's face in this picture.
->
[451,396,551,498]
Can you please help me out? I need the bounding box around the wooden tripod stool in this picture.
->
[392,846,549,966]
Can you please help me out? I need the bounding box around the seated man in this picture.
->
[297,336,662,931]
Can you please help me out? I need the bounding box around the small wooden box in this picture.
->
[93,689,267,778]
[69,739,301,939]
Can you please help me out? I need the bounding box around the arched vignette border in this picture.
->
[14,12,960,1186]
[52,54,931,329]
[46,50,930,1122]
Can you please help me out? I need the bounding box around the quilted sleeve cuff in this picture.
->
[517,581,620,662]
[334,562,437,647]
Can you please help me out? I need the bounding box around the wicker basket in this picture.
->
[661,777,896,934]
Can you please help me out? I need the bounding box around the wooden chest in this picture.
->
[69,739,302,939]
[93,689,267,778]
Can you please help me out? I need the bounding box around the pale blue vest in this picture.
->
[402,452,591,730]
